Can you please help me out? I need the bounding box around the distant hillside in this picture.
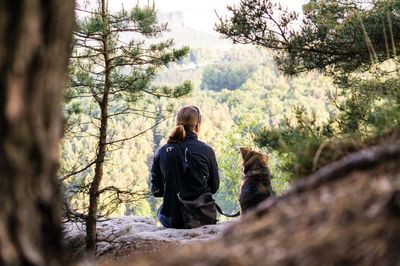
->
[157,11,233,49]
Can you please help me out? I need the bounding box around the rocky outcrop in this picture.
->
[114,144,400,266]
[157,11,185,29]
[64,216,235,259]
[155,11,232,48]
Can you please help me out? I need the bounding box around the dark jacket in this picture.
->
[150,131,219,228]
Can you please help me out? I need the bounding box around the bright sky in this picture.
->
[110,0,306,33]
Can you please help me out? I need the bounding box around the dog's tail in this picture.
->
[215,203,240,217]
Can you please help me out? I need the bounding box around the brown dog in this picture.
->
[239,147,274,214]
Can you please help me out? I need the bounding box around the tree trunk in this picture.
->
[0,1,74,266]
[85,0,111,255]
[86,98,109,254]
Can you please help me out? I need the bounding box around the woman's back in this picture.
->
[150,106,219,228]
[155,131,219,198]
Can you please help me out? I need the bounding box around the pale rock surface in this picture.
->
[63,216,236,257]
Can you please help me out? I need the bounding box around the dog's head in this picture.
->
[240,147,269,174]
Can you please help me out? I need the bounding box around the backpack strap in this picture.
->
[215,203,240,218]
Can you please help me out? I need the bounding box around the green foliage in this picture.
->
[131,5,159,35]
[218,0,400,180]
[201,64,255,91]
[255,61,400,179]
[255,108,330,178]
[69,7,191,102]
[217,0,400,76]
[334,63,400,136]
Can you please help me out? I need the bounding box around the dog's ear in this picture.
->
[262,153,269,165]
[240,147,253,162]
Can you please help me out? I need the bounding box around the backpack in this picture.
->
[167,144,240,229]
[177,191,217,229]
[168,145,217,229]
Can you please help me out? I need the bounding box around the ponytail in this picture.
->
[168,124,186,143]
[168,106,200,143]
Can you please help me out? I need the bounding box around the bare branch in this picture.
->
[60,158,97,181]
[105,116,170,145]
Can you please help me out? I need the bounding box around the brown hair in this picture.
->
[168,105,201,143]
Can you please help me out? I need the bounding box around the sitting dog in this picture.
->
[239,147,274,214]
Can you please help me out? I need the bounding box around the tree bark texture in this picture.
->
[0,1,74,265]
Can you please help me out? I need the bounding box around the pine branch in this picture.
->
[60,158,97,181]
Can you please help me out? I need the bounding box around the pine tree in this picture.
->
[66,0,191,254]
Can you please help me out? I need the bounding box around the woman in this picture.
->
[150,105,220,228]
